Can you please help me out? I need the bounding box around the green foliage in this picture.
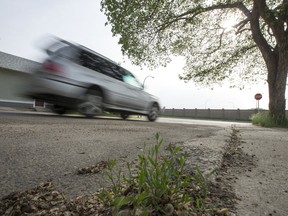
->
[100,0,286,86]
[251,112,288,128]
[98,133,211,215]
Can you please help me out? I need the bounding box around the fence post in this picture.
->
[237,108,240,120]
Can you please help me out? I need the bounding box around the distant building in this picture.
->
[0,51,41,108]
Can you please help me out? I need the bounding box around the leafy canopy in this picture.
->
[101,0,283,86]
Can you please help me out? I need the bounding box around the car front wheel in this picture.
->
[147,104,159,122]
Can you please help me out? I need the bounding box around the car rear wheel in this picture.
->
[51,105,67,115]
[78,89,103,118]
[147,104,159,122]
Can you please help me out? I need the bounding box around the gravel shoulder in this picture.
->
[234,127,288,216]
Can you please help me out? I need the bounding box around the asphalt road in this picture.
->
[1,110,288,215]
[0,111,230,199]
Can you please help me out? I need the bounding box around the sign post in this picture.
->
[254,93,262,110]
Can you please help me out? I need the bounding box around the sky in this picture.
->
[0,0,273,109]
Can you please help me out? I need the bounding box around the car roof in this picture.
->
[46,37,135,77]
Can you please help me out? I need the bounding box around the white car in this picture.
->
[26,38,160,121]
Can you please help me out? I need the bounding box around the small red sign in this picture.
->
[254,93,262,100]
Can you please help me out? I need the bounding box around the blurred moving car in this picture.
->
[25,38,160,121]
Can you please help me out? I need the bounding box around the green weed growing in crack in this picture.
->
[224,125,241,157]
[98,133,211,215]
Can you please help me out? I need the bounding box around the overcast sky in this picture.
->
[0,0,273,109]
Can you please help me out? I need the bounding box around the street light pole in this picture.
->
[143,76,154,88]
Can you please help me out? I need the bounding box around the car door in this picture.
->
[102,75,138,108]
[121,74,147,110]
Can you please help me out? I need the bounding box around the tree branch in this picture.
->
[237,28,251,34]
[274,1,288,23]
[255,0,284,42]
[250,1,274,64]
[179,2,251,19]
[207,28,225,55]
[156,2,251,33]
[234,18,251,34]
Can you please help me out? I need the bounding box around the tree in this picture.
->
[101,0,288,124]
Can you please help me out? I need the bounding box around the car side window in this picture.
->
[79,51,123,81]
[122,75,143,89]
[54,47,78,62]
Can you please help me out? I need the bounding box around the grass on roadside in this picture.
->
[98,133,216,216]
[251,112,288,128]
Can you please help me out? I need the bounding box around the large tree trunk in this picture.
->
[267,49,288,124]
[251,0,288,125]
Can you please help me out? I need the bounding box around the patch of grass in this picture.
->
[98,133,213,215]
[251,112,288,128]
